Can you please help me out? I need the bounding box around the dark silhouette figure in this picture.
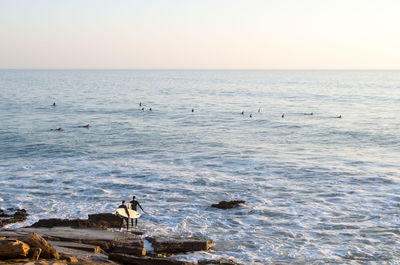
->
[51,128,63,131]
[241,111,244,115]
[304,112,313,115]
[118,200,130,232]
[258,108,261,113]
[249,114,253,118]
[52,102,56,106]
[192,108,194,112]
[141,107,144,111]
[149,108,152,111]
[337,115,342,118]
[282,113,285,118]
[139,102,142,107]
[129,196,145,229]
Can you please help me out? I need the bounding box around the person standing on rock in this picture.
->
[129,196,145,229]
[118,200,130,232]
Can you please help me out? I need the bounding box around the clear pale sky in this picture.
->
[1,0,399,69]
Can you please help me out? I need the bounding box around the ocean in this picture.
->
[0,70,399,264]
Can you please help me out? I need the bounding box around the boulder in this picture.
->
[109,253,196,265]
[0,239,30,258]
[211,200,245,209]
[23,232,59,259]
[147,238,214,253]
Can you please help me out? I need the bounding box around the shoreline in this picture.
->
[1,209,243,265]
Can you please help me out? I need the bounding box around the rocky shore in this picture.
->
[1,208,242,265]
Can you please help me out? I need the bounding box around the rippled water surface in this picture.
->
[1,70,400,264]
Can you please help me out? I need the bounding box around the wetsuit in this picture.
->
[129,200,144,227]
[118,204,130,230]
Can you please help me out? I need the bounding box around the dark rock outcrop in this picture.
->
[211,200,245,209]
[30,213,121,229]
[0,209,28,228]
[147,238,214,254]
[109,253,196,265]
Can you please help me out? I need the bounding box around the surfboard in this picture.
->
[115,208,141,219]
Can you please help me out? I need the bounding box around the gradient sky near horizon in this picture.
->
[1,0,399,69]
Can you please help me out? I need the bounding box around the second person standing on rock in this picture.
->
[129,196,145,229]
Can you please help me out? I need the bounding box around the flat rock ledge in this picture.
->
[1,213,218,264]
[211,200,245,209]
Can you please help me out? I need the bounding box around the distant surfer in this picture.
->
[304,112,313,115]
[139,102,142,107]
[149,108,152,111]
[192,108,194,112]
[78,124,90,128]
[52,102,56,106]
[129,196,145,229]
[258,108,261,113]
[118,200,130,232]
[249,113,253,118]
[336,115,342,118]
[51,128,63,131]
[282,113,285,118]
[241,111,244,115]
[141,107,144,111]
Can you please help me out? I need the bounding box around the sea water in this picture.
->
[0,70,400,264]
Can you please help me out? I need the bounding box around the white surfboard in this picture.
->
[115,208,141,219]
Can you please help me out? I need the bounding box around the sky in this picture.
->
[0,0,399,69]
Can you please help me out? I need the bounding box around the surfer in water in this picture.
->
[129,196,145,229]
[118,200,130,232]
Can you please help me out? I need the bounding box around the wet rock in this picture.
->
[109,253,196,265]
[23,232,60,259]
[28,247,42,260]
[147,238,214,254]
[111,245,146,256]
[211,200,245,209]
[0,239,30,258]
[0,209,29,228]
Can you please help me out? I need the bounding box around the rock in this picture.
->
[65,256,79,263]
[30,218,93,229]
[198,259,243,265]
[87,213,121,228]
[30,213,122,229]
[111,245,146,256]
[147,238,214,254]
[109,253,196,265]
[0,208,29,228]
[23,232,59,259]
[28,247,42,260]
[211,200,245,209]
[0,239,30,258]
[49,241,104,253]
